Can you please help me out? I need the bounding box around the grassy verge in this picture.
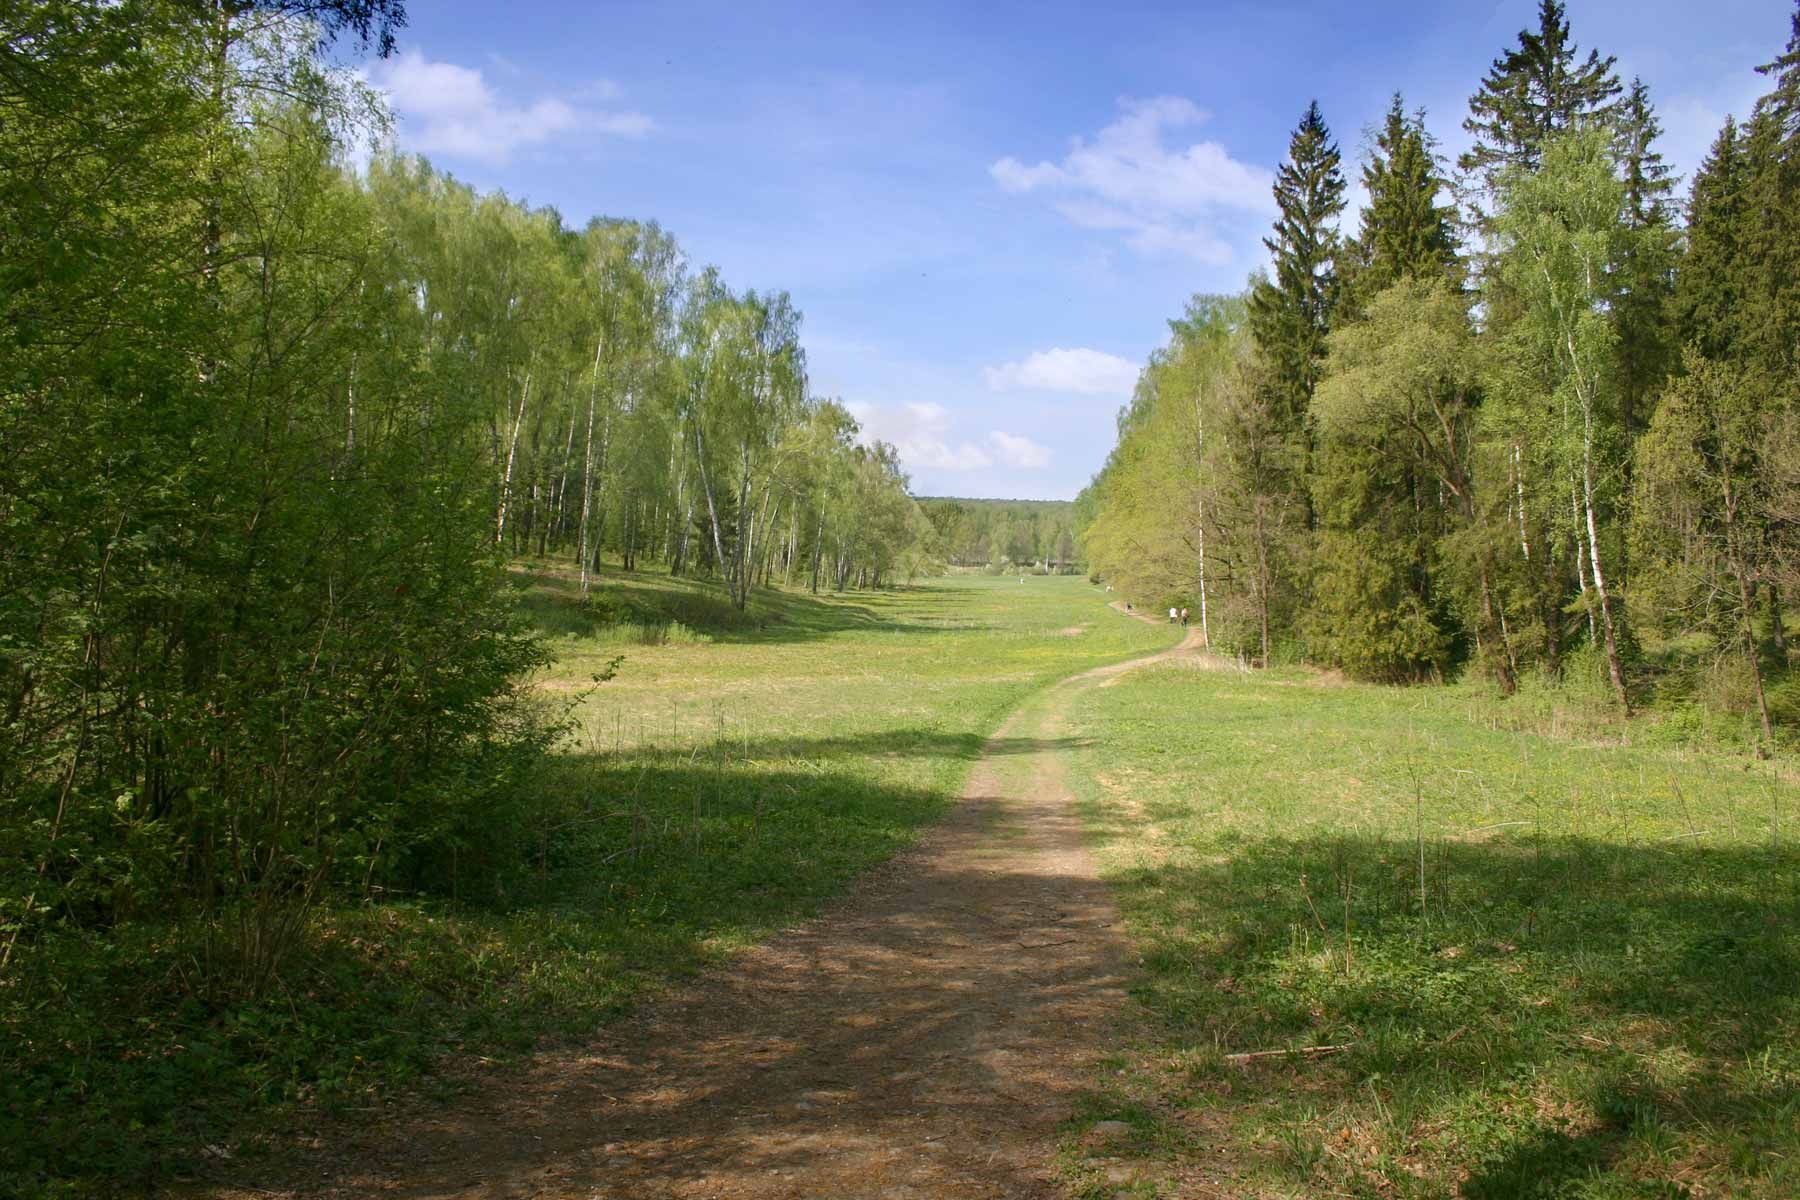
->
[1,568,1174,1198]
[1060,659,1800,1199]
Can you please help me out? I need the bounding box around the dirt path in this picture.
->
[1106,599,1169,626]
[208,626,1204,1200]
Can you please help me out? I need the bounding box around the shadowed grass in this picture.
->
[1062,660,1800,1199]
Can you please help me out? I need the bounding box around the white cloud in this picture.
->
[846,401,994,471]
[983,347,1139,397]
[574,78,625,103]
[992,96,1274,263]
[363,50,651,164]
[988,431,1052,469]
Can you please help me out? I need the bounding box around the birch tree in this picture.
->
[1488,126,1636,711]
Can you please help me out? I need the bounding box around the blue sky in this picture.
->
[356,0,1790,500]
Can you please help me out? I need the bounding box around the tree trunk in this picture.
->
[1478,561,1518,695]
[1771,584,1789,663]
[495,365,533,546]
[693,419,730,586]
[1514,444,1531,561]
[733,442,753,609]
[1192,390,1210,648]
[784,509,798,585]
[1580,445,1630,713]
[1254,504,1271,668]
[589,386,616,574]
[1722,468,1774,750]
[673,494,695,576]
[1572,480,1597,643]
[577,346,600,595]
[345,349,358,458]
[545,405,575,557]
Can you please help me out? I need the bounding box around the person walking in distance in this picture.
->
[1180,606,1189,626]
[1168,606,1177,623]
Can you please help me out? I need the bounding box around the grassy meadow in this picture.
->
[1059,659,1800,1199]
[1,569,1174,1196]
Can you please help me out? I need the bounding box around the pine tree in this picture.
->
[1311,96,1461,678]
[1343,94,1458,313]
[1613,77,1678,439]
[1247,99,1346,501]
[1739,3,1800,385]
[1675,119,1747,360]
[1460,0,1623,192]
[1756,2,1800,156]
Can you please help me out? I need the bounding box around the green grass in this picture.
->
[0,566,1175,1198]
[1060,660,1800,1198]
[1449,641,1800,758]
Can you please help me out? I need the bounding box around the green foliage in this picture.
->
[0,2,553,994]
[1612,78,1679,437]
[1674,117,1751,360]
[1307,281,1475,681]
[1486,126,1640,708]
[1340,94,1459,313]
[1076,295,1287,657]
[1634,351,1786,746]
[916,497,1081,572]
[1312,99,1468,680]
[2,0,939,1019]
[1080,4,1800,740]
[1248,100,1346,442]
[1459,0,1623,190]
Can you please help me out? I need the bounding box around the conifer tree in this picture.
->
[1612,77,1678,439]
[1342,94,1458,313]
[1674,118,1749,360]
[1739,4,1800,386]
[1311,96,1462,679]
[1460,0,1622,192]
[1247,99,1346,529]
[1756,2,1800,155]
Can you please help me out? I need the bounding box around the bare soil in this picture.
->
[198,629,1203,1200]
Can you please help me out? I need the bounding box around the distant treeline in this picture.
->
[916,498,1082,572]
[0,0,934,991]
[1079,2,1800,749]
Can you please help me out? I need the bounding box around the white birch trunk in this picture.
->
[577,342,601,594]
[495,365,533,546]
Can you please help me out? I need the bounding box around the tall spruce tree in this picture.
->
[1675,117,1749,359]
[1343,94,1458,313]
[1309,95,1463,679]
[1247,99,1346,528]
[1739,4,1800,385]
[1460,0,1622,192]
[1613,77,1678,440]
[1756,2,1800,154]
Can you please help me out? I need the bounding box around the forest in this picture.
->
[1079,1,1800,751]
[915,497,1083,572]
[1,0,940,1001]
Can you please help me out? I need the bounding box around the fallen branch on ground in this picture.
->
[1225,1042,1356,1063]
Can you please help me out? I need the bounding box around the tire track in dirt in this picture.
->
[201,623,1206,1200]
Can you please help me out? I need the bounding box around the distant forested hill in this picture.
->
[915,498,1082,572]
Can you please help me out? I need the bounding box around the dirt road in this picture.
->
[208,625,1203,1199]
